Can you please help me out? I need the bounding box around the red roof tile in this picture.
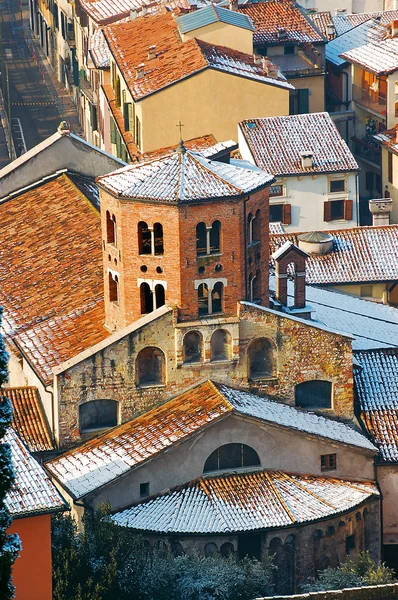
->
[270,225,398,285]
[237,1,324,46]
[104,12,291,101]
[7,386,54,453]
[0,173,109,383]
[308,11,335,41]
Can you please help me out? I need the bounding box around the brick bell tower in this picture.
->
[96,142,274,331]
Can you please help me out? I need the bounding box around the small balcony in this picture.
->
[352,135,381,168]
[352,84,386,116]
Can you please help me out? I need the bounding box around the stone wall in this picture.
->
[56,301,354,445]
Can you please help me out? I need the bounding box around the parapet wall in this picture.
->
[258,582,398,600]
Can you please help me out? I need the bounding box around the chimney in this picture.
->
[326,22,335,37]
[141,6,147,16]
[129,8,137,19]
[253,54,262,66]
[229,0,238,10]
[369,198,393,226]
[147,44,156,60]
[277,26,286,39]
[135,63,145,79]
[300,151,314,169]
[391,19,398,37]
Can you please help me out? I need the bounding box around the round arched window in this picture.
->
[203,443,260,473]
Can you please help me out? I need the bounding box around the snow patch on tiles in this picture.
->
[111,470,379,534]
[219,385,377,451]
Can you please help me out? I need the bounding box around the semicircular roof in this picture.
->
[96,149,274,203]
[111,469,378,534]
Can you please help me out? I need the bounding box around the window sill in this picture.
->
[197,252,222,260]
[137,383,166,389]
[198,312,224,319]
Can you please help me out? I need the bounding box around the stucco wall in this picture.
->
[9,514,53,600]
[377,465,398,545]
[90,413,375,511]
[182,22,253,55]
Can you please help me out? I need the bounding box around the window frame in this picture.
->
[321,453,337,472]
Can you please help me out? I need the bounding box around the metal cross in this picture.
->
[176,121,184,139]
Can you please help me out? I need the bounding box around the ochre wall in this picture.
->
[182,21,253,54]
[291,75,325,113]
[8,514,52,600]
[139,68,290,152]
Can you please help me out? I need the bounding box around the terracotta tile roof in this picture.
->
[46,380,375,499]
[374,127,398,157]
[103,12,292,102]
[240,112,358,176]
[237,1,324,46]
[270,225,398,285]
[6,387,54,453]
[96,147,274,201]
[308,11,335,41]
[5,429,66,517]
[111,470,379,534]
[79,0,191,26]
[340,29,398,75]
[0,173,108,384]
[355,349,398,463]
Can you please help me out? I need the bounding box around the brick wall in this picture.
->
[100,186,270,329]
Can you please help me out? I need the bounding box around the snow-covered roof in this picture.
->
[5,429,66,517]
[239,113,358,176]
[326,20,385,67]
[111,470,379,534]
[355,349,398,463]
[333,10,398,37]
[270,226,398,286]
[89,28,111,68]
[340,31,398,74]
[96,148,274,201]
[269,221,284,234]
[176,5,255,34]
[269,277,398,351]
[46,380,376,500]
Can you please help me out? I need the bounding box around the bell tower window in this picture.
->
[106,211,116,245]
[109,272,119,303]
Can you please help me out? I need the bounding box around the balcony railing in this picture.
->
[352,85,386,115]
[352,135,381,167]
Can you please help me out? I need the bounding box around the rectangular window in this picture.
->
[321,453,337,471]
[284,45,294,55]
[330,199,344,220]
[89,103,97,131]
[329,179,345,193]
[269,204,283,223]
[60,11,66,39]
[140,482,150,498]
[110,118,117,144]
[123,102,131,132]
[346,534,355,555]
[270,184,283,197]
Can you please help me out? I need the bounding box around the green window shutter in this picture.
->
[123,102,130,131]
[128,103,134,134]
[110,118,117,144]
[297,89,309,114]
[90,104,98,131]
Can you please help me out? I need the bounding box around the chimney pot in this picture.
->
[129,9,137,19]
[229,0,238,10]
[300,151,314,169]
[369,198,393,226]
[135,63,145,79]
[147,44,156,59]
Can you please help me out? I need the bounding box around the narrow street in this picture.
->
[0,0,81,167]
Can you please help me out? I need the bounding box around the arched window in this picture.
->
[196,222,207,256]
[183,331,202,363]
[295,380,332,409]
[140,282,153,314]
[138,221,151,254]
[210,220,221,254]
[211,329,231,361]
[154,223,164,256]
[106,211,116,244]
[212,282,223,313]
[198,283,209,316]
[155,284,165,309]
[204,542,218,557]
[79,399,118,432]
[247,212,253,245]
[220,543,234,558]
[253,209,261,243]
[109,272,119,303]
[203,443,260,473]
[171,542,184,557]
[136,347,165,386]
[248,338,275,379]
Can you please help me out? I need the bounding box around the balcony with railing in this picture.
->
[352,135,381,167]
[352,84,386,116]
